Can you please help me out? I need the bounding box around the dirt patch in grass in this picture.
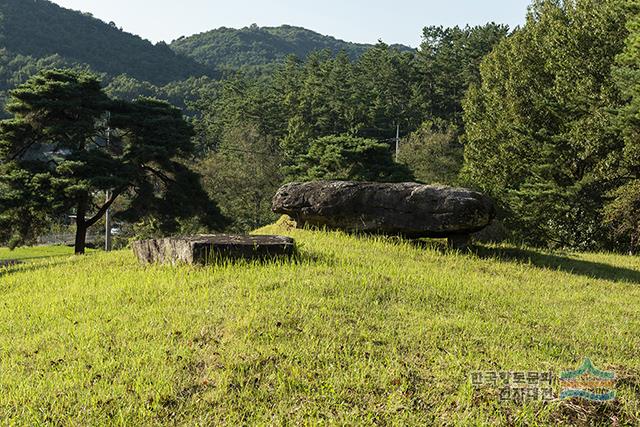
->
[549,399,624,426]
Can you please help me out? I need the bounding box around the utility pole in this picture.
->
[395,123,400,162]
[105,189,112,251]
[105,112,112,252]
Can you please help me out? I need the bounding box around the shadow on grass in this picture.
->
[0,253,73,262]
[403,238,640,284]
[0,260,70,277]
[0,260,22,268]
[473,246,640,285]
[409,239,450,253]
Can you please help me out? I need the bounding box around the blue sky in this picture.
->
[50,0,532,47]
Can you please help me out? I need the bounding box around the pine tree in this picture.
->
[0,69,225,253]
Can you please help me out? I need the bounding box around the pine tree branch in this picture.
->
[141,165,175,184]
[85,186,126,227]
[8,137,40,161]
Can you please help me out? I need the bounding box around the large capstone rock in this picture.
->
[132,234,296,265]
[272,181,495,248]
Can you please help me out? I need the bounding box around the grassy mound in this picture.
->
[1,224,639,425]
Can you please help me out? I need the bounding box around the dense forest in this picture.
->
[171,24,413,73]
[194,24,509,231]
[191,0,640,252]
[1,0,640,253]
[0,0,215,85]
[0,1,410,111]
[464,0,638,250]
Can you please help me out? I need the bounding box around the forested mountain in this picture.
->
[0,1,416,112]
[171,24,414,72]
[0,0,413,92]
[0,0,217,88]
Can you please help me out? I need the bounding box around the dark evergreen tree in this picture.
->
[295,135,413,183]
[415,23,509,129]
[0,69,225,253]
[604,2,640,251]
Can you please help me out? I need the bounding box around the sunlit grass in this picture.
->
[0,245,77,261]
[0,222,639,425]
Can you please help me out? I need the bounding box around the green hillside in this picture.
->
[1,222,638,425]
[0,0,216,87]
[171,24,414,71]
[0,1,414,92]
[0,1,415,112]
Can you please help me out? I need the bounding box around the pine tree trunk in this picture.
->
[74,198,88,255]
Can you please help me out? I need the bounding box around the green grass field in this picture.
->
[1,222,639,426]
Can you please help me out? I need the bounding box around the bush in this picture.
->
[397,123,462,185]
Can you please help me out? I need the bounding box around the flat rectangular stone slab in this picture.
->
[132,235,296,265]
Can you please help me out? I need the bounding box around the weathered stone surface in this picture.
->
[272,181,495,245]
[132,234,296,265]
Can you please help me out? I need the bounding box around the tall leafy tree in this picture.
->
[199,125,282,232]
[0,69,225,253]
[462,0,630,249]
[397,123,462,185]
[604,1,640,251]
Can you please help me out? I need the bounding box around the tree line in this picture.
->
[200,0,640,252]
[195,24,508,232]
[464,0,639,251]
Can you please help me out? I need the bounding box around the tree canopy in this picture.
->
[0,69,225,253]
[462,0,632,250]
